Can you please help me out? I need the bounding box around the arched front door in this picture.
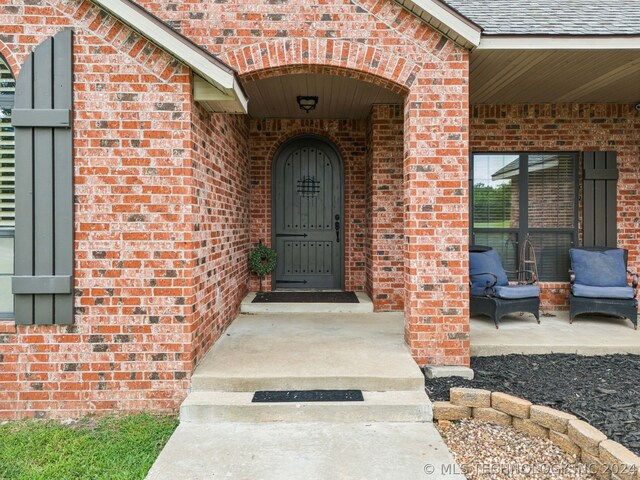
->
[272,136,344,289]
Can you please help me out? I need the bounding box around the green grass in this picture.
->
[0,414,178,480]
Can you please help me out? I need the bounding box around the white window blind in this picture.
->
[0,58,14,231]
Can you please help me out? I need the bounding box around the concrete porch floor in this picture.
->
[147,312,463,479]
[472,311,640,356]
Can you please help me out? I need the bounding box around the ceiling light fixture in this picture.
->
[297,95,318,114]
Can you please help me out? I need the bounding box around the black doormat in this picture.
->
[252,390,364,403]
[252,291,359,303]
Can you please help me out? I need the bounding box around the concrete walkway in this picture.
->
[147,422,460,480]
[147,312,462,479]
[472,311,640,356]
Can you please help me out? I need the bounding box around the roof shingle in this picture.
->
[444,0,640,35]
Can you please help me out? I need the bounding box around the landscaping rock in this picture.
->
[450,387,491,408]
[424,354,640,456]
[491,392,531,418]
[530,405,577,434]
[437,419,597,480]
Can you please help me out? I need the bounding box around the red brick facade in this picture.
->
[471,104,640,310]
[0,0,250,418]
[15,0,640,419]
[365,104,405,311]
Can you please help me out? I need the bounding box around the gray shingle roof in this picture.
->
[443,0,640,35]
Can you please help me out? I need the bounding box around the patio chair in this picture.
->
[469,245,541,329]
[569,247,638,329]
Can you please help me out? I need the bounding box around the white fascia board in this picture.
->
[406,0,482,47]
[92,0,248,112]
[478,36,640,50]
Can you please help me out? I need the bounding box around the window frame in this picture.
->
[470,151,580,282]
[0,54,15,319]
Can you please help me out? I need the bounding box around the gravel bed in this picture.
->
[437,419,597,480]
[424,354,640,455]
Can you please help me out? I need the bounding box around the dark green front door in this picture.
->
[272,136,343,289]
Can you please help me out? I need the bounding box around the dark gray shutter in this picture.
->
[583,151,617,248]
[11,30,74,325]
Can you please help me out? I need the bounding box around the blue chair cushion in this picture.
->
[494,285,540,299]
[572,284,635,299]
[570,248,628,287]
[470,285,491,297]
[470,249,508,293]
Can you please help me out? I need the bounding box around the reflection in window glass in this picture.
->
[473,155,519,229]
[528,154,575,229]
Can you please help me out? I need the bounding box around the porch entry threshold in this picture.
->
[252,291,359,304]
[252,389,364,403]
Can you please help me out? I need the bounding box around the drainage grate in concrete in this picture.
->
[252,390,364,403]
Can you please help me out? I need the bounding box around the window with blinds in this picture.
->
[471,153,578,282]
[0,55,14,316]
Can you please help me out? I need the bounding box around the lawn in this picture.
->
[0,414,178,480]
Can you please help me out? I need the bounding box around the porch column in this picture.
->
[365,105,405,311]
[403,66,470,366]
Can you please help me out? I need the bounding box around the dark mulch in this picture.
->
[424,354,640,455]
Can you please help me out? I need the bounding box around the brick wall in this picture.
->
[190,104,251,366]
[365,104,404,311]
[0,0,253,418]
[248,118,367,292]
[2,0,472,413]
[471,104,640,310]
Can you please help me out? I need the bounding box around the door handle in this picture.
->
[335,214,340,243]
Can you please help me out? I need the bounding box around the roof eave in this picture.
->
[393,0,482,49]
[90,0,248,113]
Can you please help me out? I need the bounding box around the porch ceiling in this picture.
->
[470,49,640,104]
[243,74,403,119]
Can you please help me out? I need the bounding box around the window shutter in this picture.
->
[582,151,617,248]
[11,30,74,325]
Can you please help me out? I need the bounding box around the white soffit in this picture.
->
[90,0,248,113]
[393,0,482,48]
[478,36,640,50]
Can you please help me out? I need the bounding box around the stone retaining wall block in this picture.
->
[491,392,532,418]
[450,388,491,408]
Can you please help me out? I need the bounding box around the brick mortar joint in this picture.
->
[434,387,640,476]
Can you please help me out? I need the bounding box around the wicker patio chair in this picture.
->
[569,247,638,329]
[469,245,541,329]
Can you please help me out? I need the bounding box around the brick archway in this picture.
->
[222,38,420,94]
[0,41,20,78]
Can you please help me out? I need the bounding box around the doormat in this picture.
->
[252,291,359,303]
[252,390,364,403]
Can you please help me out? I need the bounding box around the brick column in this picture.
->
[403,63,470,366]
[365,105,405,311]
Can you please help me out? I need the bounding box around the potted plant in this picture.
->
[249,241,277,294]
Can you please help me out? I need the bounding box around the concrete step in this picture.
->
[180,390,433,423]
[240,292,374,314]
[190,373,424,392]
